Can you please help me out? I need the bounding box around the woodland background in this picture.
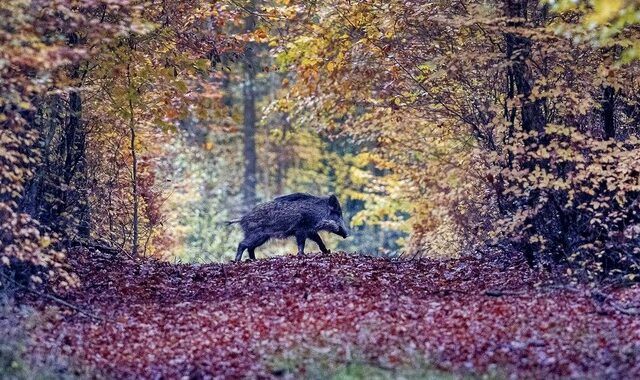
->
[2,0,640,279]
[1,0,640,377]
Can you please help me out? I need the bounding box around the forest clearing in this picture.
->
[2,0,640,378]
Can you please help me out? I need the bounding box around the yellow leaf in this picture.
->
[588,0,623,24]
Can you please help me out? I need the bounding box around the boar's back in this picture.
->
[273,192,317,203]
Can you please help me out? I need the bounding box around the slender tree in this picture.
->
[242,0,258,210]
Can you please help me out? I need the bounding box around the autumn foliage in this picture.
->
[1,0,244,279]
[276,0,640,279]
[2,0,640,377]
[2,0,639,282]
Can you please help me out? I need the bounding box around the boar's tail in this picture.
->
[224,219,242,226]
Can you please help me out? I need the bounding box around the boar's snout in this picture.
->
[338,220,349,238]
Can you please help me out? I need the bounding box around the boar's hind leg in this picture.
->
[236,235,269,262]
[308,232,329,254]
[235,242,247,262]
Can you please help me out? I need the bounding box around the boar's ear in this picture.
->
[328,194,340,212]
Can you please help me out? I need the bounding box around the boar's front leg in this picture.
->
[308,232,330,254]
[295,232,306,256]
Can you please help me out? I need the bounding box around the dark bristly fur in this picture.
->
[228,193,349,261]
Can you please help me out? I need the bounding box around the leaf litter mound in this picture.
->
[34,250,640,379]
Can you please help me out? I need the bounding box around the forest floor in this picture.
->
[29,250,640,379]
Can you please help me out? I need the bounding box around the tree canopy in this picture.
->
[2,0,640,378]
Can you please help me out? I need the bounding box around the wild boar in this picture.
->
[228,193,349,261]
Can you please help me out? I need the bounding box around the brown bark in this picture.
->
[242,0,258,210]
[126,46,139,257]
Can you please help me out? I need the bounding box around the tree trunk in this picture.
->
[129,113,139,257]
[67,83,91,239]
[275,112,290,195]
[504,0,546,134]
[127,55,139,257]
[62,33,90,238]
[19,32,91,238]
[242,1,258,210]
[20,95,60,219]
[504,0,546,267]
[602,86,616,139]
